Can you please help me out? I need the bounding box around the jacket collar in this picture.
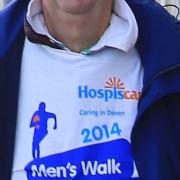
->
[127,0,180,86]
[0,0,29,58]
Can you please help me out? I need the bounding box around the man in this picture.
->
[0,0,180,180]
[30,102,57,159]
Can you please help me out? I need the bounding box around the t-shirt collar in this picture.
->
[26,0,138,53]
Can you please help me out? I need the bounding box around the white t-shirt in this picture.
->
[12,0,143,179]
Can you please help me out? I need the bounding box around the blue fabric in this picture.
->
[0,0,180,179]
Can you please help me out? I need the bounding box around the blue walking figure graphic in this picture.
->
[30,102,57,159]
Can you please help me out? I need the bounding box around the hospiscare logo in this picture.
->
[78,77,141,102]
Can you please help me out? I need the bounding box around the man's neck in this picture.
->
[42,0,112,52]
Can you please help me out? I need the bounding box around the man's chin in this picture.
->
[55,0,99,15]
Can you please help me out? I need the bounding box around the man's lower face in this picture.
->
[54,0,105,14]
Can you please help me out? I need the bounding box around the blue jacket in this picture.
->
[0,0,180,179]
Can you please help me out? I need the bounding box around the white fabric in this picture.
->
[26,0,138,52]
[12,0,143,179]
[12,38,142,179]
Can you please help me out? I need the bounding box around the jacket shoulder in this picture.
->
[0,0,29,59]
[126,0,180,84]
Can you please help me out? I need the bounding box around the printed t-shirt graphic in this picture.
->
[22,76,141,180]
[78,77,141,103]
[30,102,57,159]
[25,138,135,180]
[25,100,139,179]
